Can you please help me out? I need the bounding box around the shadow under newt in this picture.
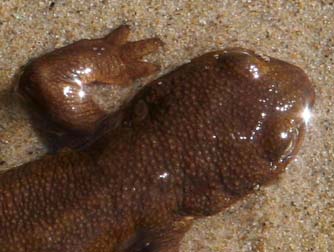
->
[0,28,315,252]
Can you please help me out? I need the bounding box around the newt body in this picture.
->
[0,47,314,252]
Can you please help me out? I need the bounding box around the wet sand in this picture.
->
[0,1,333,251]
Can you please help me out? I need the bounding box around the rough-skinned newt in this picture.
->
[1,27,315,252]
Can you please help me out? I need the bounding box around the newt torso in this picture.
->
[0,49,314,252]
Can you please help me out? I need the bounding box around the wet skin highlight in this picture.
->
[17,25,163,135]
[1,36,314,251]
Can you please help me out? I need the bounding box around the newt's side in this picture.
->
[0,48,315,252]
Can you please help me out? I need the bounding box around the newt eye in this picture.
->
[133,99,149,122]
[267,126,300,164]
[258,116,303,167]
[217,48,270,80]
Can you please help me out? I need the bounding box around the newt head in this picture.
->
[193,48,315,194]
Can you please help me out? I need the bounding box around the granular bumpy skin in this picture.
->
[17,25,163,135]
[0,48,315,252]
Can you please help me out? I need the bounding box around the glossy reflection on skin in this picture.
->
[17,25,163,135]
[0,48,314,252]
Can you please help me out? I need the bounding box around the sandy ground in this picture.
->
[0,0,333,251]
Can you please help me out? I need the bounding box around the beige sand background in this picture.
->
[0,0,333,251]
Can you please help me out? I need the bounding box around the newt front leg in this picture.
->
[17,25,163,135]
[1,49,314,251]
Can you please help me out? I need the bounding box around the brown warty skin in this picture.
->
[0,47,315,252]
[17,25,163,135]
